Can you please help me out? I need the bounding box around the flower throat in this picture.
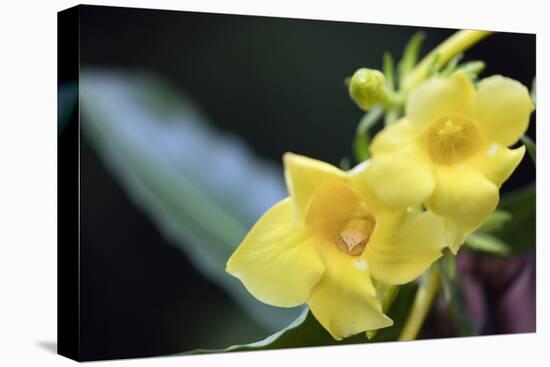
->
[336,216,376,256]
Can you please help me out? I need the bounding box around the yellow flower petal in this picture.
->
[346,161,393,215]
[370,118,419,155]
[307,241,393,340]
[283,153,345,225]
[474,75,534,146]
[226,198,325,307]
[407,72,475,131]
[365,211,446,284]
[443,220,469,255]
[364,144,435,208]
[426,166,499,234]
[471,144,526,187]
[305,180,364,240]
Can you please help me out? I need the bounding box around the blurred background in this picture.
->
[59,5,535,361]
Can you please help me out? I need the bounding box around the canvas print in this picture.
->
[57,5,536,361]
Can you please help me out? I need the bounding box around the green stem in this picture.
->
[402,30,493,91]
[398,267,441,341]
[353,105,384,162]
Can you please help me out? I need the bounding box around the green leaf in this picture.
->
[440,53,463,76]
[476,209,512,233]
[491,183,536,254]
[80,69,302,331]
[383,52,396,91]
[398,32,426,87]
[353,105,384,162]
[470,184,535,256]
[464,232,511,256]
[455,60,485,80]
[185,308,334,354]
[426,53,441,78]
[520,134,536,166]
[439,250,477,336]
[186,282,417,354]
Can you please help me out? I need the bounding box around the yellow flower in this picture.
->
[363,72,534,252]
[226,153,447,339]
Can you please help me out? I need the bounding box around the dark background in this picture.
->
[75,5,535,361]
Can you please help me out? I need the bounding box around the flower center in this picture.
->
[426,115,482,165]
[336,216,375,256]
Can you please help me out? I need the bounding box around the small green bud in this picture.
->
[348,68,388,111]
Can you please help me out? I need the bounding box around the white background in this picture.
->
[0,0,547,366]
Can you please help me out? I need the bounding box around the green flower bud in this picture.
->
[348,68,388,111]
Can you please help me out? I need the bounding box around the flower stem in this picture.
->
[353,105,384,162]
[402,30,493,91]
[398,266,441,341]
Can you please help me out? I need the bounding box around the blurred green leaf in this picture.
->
[439,250,477,336]
[398,32,426,87]
[187,282,417,354]
[80,69,302,331]
[353,105,384,163]
[186,308,334,354]
[464,232,511,256]
[476,209,512,233]
[521,134,536,166]
[440,53,463,76]
[468,182,535,257]
[491,183,536,254]
[383,52,395,91]
[455,60,485,80]
[426,53,441,78]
